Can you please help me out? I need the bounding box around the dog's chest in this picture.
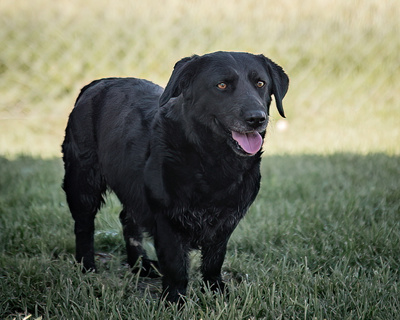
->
[161,147,262,241]
[165,159,260,240]
[171,206,244,246]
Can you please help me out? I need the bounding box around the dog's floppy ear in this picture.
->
[159,55,200,107]
[259,55,289,118]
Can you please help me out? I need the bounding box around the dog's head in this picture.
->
[159,52,289,156]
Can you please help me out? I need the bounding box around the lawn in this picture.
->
[0,0,399,319]
[0,154,399,319]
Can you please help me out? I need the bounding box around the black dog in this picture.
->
[62,51,289,303]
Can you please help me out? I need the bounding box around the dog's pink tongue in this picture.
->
[232,131,263,155]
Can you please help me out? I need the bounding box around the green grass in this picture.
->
[0,0,399,156]
[1,154,399,319]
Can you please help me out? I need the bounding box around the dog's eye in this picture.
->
[256,80,265,88]
[217,82,227,90]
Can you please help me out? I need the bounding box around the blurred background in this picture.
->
[1,0,399,157]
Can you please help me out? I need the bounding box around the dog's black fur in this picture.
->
[62,51,289,303]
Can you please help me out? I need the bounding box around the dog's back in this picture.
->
[63,77,163,197]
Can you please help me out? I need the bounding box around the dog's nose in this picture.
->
[245,110,267,128]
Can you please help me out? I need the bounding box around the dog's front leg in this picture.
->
[154,214,189,303]
[201,238,230,294]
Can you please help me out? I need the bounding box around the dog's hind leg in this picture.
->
[119,208,160,278]
[62,146,106,272]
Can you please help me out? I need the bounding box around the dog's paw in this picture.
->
[132,258,162,278]
[202,279,227,295]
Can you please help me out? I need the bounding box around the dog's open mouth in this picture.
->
[231,131,263,155]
